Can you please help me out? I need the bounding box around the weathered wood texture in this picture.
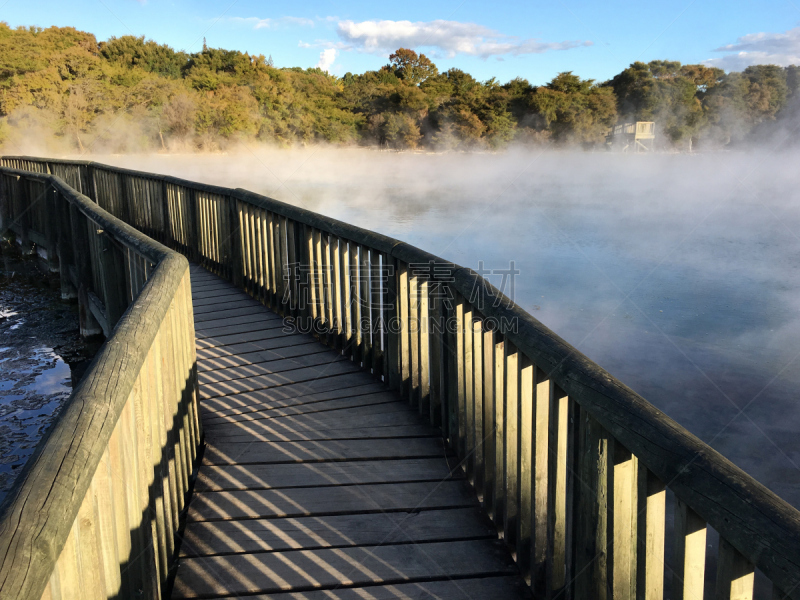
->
[4,156,800,600]
[172,267,522,598]
[0,166,202,600]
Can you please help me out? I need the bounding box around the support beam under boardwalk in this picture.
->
[171,266,527,600]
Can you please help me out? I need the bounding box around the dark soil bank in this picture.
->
[0,238,100,501]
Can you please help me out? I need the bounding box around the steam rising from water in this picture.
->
[91,147,800,506]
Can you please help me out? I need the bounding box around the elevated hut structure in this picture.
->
[607,121,656,152]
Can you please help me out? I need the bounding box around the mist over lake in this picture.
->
[96,147,800,507]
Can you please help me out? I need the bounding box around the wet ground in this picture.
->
[0,239,99,502]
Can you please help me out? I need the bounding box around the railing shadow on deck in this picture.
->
[2,156,800,600]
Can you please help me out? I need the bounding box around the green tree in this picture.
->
[388,48,438,84]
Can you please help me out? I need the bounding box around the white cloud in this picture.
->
[704,27,800,70]
[332,19,591,58]
[316,48,338,72]
[229,16,315,30]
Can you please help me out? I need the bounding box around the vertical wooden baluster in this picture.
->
[268,212,279,310]
[482,327,496,516]
[517,355,535,581]
[313,228,324,333]
[504,341,520,550]
[673,500,707,600]
[277,217,288,315]
[636,468,666,600]
[240,203,251,293]
[249,206,260,296]
[473,320,485,495]
[360,245,373,372]
[333,237,345,349]
[322,232,334,344]
[341,240,352,357]
[573,412,610,599]
[548,386,570,593]
[408,271,420,407]
[286,219,299,318]
[371,251,383,377]
[398,261,410,395]
[385,254,401,389]
[493,337,506,530]
[254,208,266,302]
[349,240,361,358]
[531,368,551,593]
[611,444,638,600]
[429,280,443,426]
[455,296,466,460]
[306,226,318,330]
[715,538,754,600]
[464,308,474,479]
[419,277,432,413]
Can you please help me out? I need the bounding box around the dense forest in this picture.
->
[0,22,798,152]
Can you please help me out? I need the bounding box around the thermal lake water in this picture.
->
[97,148,800,509]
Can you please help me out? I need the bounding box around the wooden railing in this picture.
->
[3,156,800,600]
[0,165,202,600]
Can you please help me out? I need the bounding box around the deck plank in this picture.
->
[173,267,521,600]
[172,539,516,598]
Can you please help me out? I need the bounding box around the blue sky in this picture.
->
[3,0,799,84]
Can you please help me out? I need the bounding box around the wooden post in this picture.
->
[572,412,610,600]
[98,231,130,331]
[548,386,570,592]
[611,443,638,600]
[44,185,60,273]
[504,341,520,550]
[69,204,102,338]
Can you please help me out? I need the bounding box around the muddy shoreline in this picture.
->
[0,238,100,500]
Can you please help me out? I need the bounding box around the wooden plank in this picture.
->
[715,537,754,600]
[197,342,325,372]
[202,390,404,426]
[199,362,367,399]
[180,507,494,556]
[196,325,300,349]
[611,444,638,600]
[172,539,516,598]
[673,499,707,600]
[193,297,263,314]
[636,468,666,600]
[193,304,269,323]
[195,458,466,492]
[203,437,449,465]
[199,352,352,385]
[195,333,319,357]
[200,382,387,418]
[190,478,473,514]
[195,576,527,600]
[195,315,284,338]
[549,386,570,591]
[199,352,350,383]
[203,417,436,446]
[204,424,440,444]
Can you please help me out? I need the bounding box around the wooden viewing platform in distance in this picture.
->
[0,156,799,600]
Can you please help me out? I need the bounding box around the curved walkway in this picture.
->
[171,265,527,599]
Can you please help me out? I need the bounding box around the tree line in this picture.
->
[1,23,797,152]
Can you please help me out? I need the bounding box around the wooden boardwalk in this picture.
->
[171,265,526,599]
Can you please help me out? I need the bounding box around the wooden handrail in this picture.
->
[0,167,201,600]
[2,155,799,600]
